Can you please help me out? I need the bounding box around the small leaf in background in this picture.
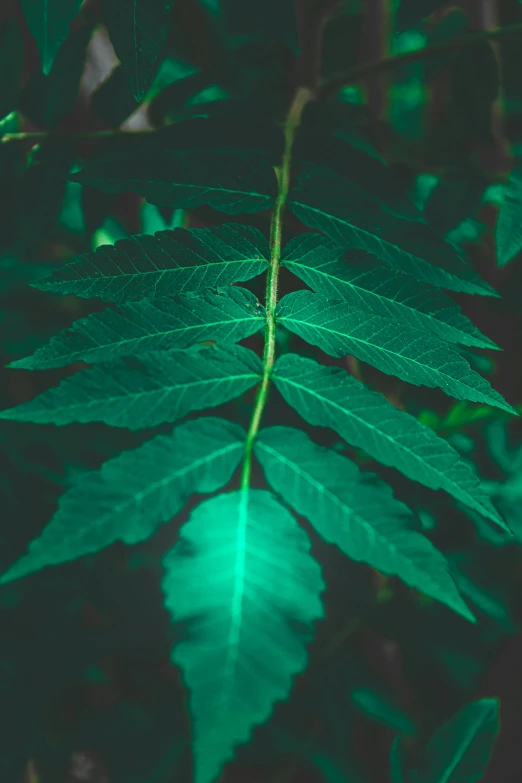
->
[20,21,94,129]
[412,699,500,783]
[162,489,324,783]
[103,0,173,101]
[496,165,522,267]
[396,1,449,32]
[0,417,245,584]
[19,0,83,75]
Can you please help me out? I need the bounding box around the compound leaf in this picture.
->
[255,426,474,621]
[10,287,266,370]
[0,343,262,429]
[496,167,522,267]
[272,354,509,530]
[290,167,497,296]
[31,224,269,302]
[19,0,83,75]
[162,489,325,783]
[0,417,244,584]
[413,699,500,783]
[282,234,497,350]
[276,290,513,413]
[103,0,172,101]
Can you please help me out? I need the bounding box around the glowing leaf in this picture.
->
[162,489,324,783]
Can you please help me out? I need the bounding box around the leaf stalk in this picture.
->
[240,86,313,490]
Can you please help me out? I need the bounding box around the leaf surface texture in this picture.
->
[272,353,508,529]
[276,290,513,412]
[282,234,497,350]
[290,167,496,296]
[0,344,262,429]
[32,224,269,302]
[255,426,473,620]
[11,287,266,369]
[0,417,244,583]
[162,489,324,783]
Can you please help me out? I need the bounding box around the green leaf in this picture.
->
[103,0,172,101]
[10,287,266,370]
[31,224,269,302]
[70,117,282,212]
[272,354,509,530]
[396,1,448,32]
[282,234,497,350]
[162,489,324,783]
[0,417,244,584]
[72,149,277,213]
[496,167,522,267]
[290,168,497,297]
[276,290,513,413]
[0,343,262,429]
[390,739,409,783]
[19,0,83,75]
[254,426,474,621]
[413,699,500,783]
[20,21,93,129]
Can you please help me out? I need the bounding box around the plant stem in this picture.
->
[0,129,155,144]
[240,86,313,491]
[320,20,522,98]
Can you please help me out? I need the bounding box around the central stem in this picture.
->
[240,86,312,490]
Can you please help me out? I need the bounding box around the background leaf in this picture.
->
[496,166,522,267]
[414,699,500,783]
[19,0,83,75]
[103,0,172,101]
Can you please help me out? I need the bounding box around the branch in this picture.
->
[320,20,522,98]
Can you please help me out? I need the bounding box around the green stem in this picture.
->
[240,86,313,491]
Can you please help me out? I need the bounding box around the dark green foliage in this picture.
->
[1,1,519,781]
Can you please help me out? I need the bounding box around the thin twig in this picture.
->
[320,20,522,98]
